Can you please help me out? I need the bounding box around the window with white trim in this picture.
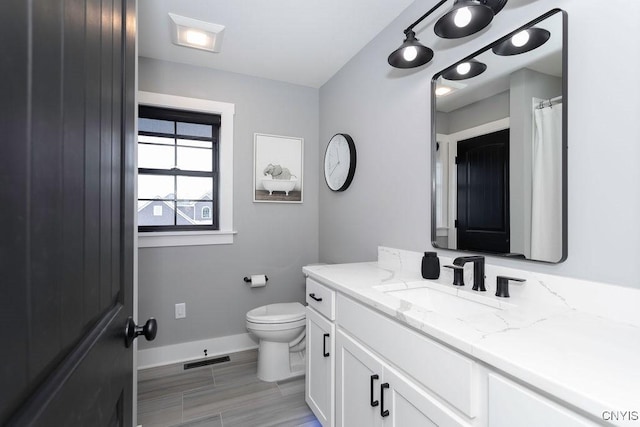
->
[137,92,235,248]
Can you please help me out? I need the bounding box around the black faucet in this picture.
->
[453,256,485,291]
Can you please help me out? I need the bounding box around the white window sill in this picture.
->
[138,230,237,248]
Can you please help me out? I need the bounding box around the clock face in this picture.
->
[324,134,356,191]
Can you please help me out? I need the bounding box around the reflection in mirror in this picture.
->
[431,9,566,263]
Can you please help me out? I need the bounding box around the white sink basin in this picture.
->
[375,284,501,318]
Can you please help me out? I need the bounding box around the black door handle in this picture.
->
[370,374,379,407]
[124,317,157,348]
[380,382,390,417]
[322,333,330,357]
[309,293,323,302]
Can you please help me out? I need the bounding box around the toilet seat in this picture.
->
[246,302,305,324]
[246,317,306,332]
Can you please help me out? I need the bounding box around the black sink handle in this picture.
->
[495,276,526,298]
[444,265,465,287]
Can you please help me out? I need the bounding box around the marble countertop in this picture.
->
[303,258,640,425]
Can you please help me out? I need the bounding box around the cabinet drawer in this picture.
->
[337,294,477,418]
[306,278,336,320]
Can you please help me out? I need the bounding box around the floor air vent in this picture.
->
[184,355,230,370]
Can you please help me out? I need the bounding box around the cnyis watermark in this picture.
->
[602,411,639,422]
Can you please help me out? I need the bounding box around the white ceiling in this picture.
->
[138,0,416,88]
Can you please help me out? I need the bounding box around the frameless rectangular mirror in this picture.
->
[431,9,567,263]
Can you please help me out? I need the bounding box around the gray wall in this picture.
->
[445,90,510,135]
[509,69,562,257]
[138,57,319,349]
[435,111,450,135]
[319,0,640,288]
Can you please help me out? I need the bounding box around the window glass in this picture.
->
[177,122,212,138]
[138,144,175,170]
[199,203,214,224]
[138,175,174,200]
[177,146,212,172]
[139,118,174,134]
[177,139,212,149]
[139,135,174,145]
[176,176,212,200]
[138,201,175,226]
[201,206,211,219]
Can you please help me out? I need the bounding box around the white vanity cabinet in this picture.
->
[305,271,608,427]
[336,330,471,427]
[305,279,336,427]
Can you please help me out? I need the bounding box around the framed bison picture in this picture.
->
[253,133,304,203]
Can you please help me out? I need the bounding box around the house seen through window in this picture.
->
[137,106,221,231]
[201,206,211,219]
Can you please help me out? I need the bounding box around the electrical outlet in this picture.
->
[175,303,186,319]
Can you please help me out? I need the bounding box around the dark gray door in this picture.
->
[457,129,510,254]
[0,0,137,425]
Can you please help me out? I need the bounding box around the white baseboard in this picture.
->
[137,333,258,370]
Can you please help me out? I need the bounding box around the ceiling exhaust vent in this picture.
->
[169,13,225,52]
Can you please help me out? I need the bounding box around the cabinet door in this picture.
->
[383,366,470,427]
[336,330,384,427]
[488,374,595,427]
[306,307,334,427]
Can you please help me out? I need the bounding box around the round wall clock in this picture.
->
[324,133,356,192]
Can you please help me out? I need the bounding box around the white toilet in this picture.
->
[246,302,306,382]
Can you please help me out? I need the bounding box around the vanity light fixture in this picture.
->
[169,13,226,52]
[492,27,551,56]
[387,29,435,68]
[442,59,487,80]
[387,0,448,68]
[434,0,508,39]
[388,0,508,69]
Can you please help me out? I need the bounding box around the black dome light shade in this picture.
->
[434,0,494,39]
[492,27,551,56]
[388,30,434,68]
[442,60,487,80]
[485,0,509,14]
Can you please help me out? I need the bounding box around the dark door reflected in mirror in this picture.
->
[431,9,567,263]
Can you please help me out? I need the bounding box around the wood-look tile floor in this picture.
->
[137,349,320,427]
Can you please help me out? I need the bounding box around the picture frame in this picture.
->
[253,133,304,203]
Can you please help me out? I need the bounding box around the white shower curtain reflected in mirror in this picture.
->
[531,101,563,261]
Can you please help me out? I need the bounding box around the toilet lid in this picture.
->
[246,302,305,323]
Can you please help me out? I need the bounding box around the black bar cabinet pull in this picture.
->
[322,333,330,357]
[309,293,323,302]
[370,374,379,407]
[380,382,390,417]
